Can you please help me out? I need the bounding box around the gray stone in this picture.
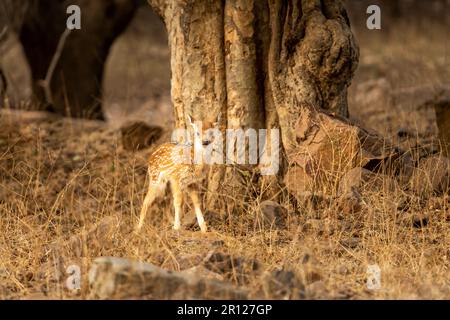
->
[258,200,287,229]
[262,269,305,300]
[337,189,363,215]
[410,155,449,195]
[203,251,260,285]
[339,167,398,195]
[88,257,248,299]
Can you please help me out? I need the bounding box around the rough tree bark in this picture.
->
[148,0,398,213]
[18,0,136,119]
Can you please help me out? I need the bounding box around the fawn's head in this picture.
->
[187,114,221,146]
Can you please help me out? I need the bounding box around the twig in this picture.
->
[37,28,71,105]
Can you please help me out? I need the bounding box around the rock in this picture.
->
[257,200,287,229]
[394,153,416,186]
[285,99,401,194]
[339,167,370,194]
[305,281,329,299]
[175,253,205,270]
[262,269,305,300]
[180,265,224,281]
[339,237,361,249]
[338,167,398,195]
[294,99,401,193]
[337,189,363,215]
[203,252,260,284]
[284,166,335,210]
[284,166,315,197]
[410,155,449,195]
[412,214,429,229]
[120,121,163,151]
[88,257,248,299]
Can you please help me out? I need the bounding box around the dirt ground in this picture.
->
[0,5,449,299]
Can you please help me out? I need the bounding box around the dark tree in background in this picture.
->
[1,0,137,119]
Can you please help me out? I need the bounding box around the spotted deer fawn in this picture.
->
[137,115,219,232]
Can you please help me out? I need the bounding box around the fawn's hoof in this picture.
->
[173,224,181,231]
[134,225,143,234]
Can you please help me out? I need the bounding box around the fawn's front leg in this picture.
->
[171,180,183,230]
[188,187,207,233]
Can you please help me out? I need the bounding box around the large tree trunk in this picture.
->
[19,0,136,119]
[148,0,398,214]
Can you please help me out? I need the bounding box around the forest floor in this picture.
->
[0,8,449,299]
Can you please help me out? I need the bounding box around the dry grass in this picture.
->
[0,110,448,299]
[0,7,449,300]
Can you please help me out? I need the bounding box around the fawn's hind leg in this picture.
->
[188,187,207,233]
[137,183,163,231]
[170,180,183,230]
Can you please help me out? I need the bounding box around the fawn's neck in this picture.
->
[192,135,204,165]
[194,136,203,153]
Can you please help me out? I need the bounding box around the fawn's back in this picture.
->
[147,142,201,187]
[147,117,218,186]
